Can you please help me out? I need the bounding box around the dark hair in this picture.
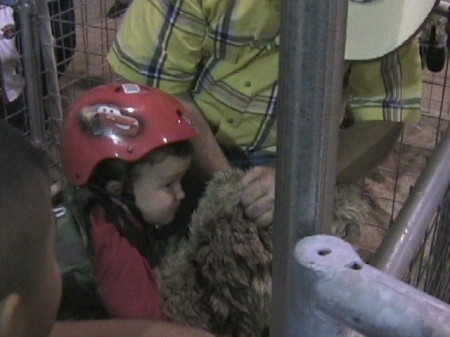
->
[90,140,192,191]
[0,120,51,299]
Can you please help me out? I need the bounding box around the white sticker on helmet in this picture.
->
[121,83,141,94]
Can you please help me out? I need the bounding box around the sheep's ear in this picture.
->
[106,180,124,196]
[0,293,22,337]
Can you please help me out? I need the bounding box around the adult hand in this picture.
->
[240,166,275,228]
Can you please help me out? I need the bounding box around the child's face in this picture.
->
[132,155,191,226]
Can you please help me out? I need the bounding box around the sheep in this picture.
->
[155,168,369,337]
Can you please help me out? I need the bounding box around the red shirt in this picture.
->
[90,204,166,320]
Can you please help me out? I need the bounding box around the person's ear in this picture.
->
[0,293,22,337]
[106,180,124,196]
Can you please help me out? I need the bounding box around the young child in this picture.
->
[0,120,61,337]
[0,118,216,337]
[58,82,199,320]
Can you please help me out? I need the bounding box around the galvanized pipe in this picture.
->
[294,235,450,337]
[36,0,64,123]
[271,0,347,336]
[17,0,46,143]
[371,126,450,279]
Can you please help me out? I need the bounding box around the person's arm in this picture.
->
[175,92,231,179]
[50,320,215,337]
[176,91,275,227]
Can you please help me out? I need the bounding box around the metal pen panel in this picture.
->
[271,1,347,336]
[17,0,45,143]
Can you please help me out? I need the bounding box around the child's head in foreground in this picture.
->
[0,120,61,337]
[62,83,198,226]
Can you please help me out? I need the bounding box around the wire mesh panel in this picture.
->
[34,0,122,195]
[358,10,450,307]
[0,0,32,135]
[352,11,450,260]
[0,0,75,194]
[355,79,450,260]
[406,13,450,298]
[408,185,450,302]
[54,0,122,109]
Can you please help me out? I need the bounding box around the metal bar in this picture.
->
[17,0,46,143]
[371,126,450,279]
[36,0,64,123]
[294,235,450,337]
[271,0,347,336]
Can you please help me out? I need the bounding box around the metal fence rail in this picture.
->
[293,235,450,337]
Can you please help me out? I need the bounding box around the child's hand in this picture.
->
[240,166,275,228]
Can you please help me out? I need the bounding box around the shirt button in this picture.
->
[244,81,251,87]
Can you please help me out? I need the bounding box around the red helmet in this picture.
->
[61,83,198,185]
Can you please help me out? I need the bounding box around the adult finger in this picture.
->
[240,167,275,207]
[244,195,274,228]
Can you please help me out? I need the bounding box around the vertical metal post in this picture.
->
[271,1,348,336]
[17,0,46,143]
[36,0,64,123]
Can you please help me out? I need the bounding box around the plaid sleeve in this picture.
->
[107,0,206,94]
[348,38,423,123]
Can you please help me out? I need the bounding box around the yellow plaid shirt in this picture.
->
[108,0,423,153]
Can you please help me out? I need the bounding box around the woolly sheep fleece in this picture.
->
[155,168,369,337]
